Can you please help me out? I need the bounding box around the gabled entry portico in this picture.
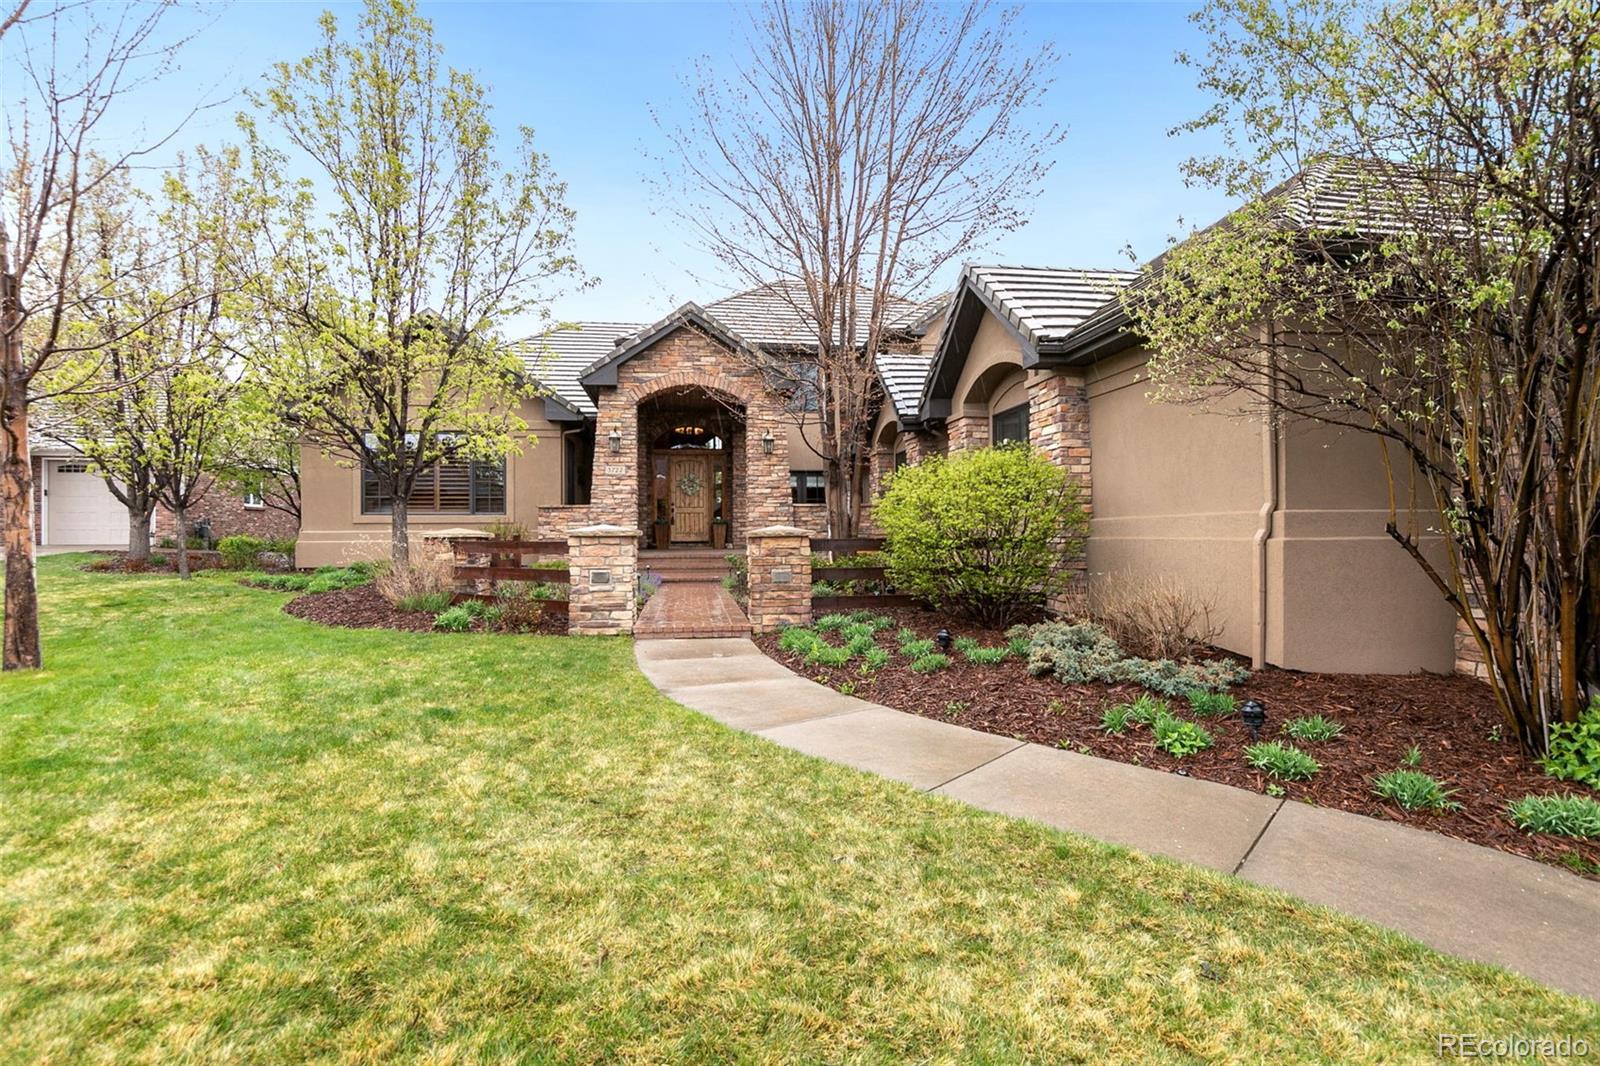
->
[579,305,796,548]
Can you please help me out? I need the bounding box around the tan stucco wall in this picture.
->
[296,396,565,567]
[1084,346,1455,674]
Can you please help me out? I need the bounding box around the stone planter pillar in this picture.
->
[746,525,813,634]
[567,524,640,636]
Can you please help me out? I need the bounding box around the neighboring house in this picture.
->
[295,283,943,566]
[28,439,297,549]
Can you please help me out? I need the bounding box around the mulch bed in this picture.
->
[80,550,228,574]
[282,585,568,636]
[755,603,1600,878]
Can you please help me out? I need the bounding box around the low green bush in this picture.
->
[806,643,854,667]
[1152,712,1212,757]
[875,446,1088,626]
[1244,741,1320,781]
[779,627,822,654]
[1187,691,1237,718]
[1126,694,1167,726]
[217,535,267,570]
[305,563,378,594]
[815,614,851,633]
[1283,715,1343,742]
[963,645,1010,665]
[909,652,951,674]
[248,572,312,592]
[861,647,890,670]
[1541,698,1600,788]
[1372,770,1459,812]
[900,638,936,659]
[1015,620,1250,697]
[1507,794,1600,839]
[843,633,877,657]
[263,536,298,556]
[1101,705,1134,734]
[433,605,476,632]
[895,627,917,645]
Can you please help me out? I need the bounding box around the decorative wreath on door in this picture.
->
[676,471,703,497]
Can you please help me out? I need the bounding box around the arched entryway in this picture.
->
[638,385,746,548]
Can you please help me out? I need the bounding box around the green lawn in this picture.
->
[2,556,1596,1062]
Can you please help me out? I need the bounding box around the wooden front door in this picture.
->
[669,455,711,542]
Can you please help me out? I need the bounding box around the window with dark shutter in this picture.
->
[361,453,507,515]
[789,471,826,504]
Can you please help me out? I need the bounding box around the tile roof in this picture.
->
[705,280,941,348]
[961,265,1139,351]
[875,353,935,421]
[513,321,647,417]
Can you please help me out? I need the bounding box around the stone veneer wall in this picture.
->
[945,413,990,452]
[746,525,813,633]
[567,524,639,636]
[1028,371,1092,593]
[588,327,793,546]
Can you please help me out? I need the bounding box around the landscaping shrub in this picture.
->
[779,626,822,655]
[263,536,298,556]
[1372,770,1459,812]
[861,647,890,670]
[1090,572,1222,660]
[1126,694,1168,726]
[432,605,476,632]
[1283,715,1343,742]
[909,652,951,674]
[722,552,748,606]
[806,643,854,667]
[1541,698,1600,788]
[1187,691,1237,718]
[1152,712,1212,757]
[1101,705,1134,734]
[1015,621,1249,697]
[1507,794,1600,839]
[217,535,267,570]
[482,518,530,540]
[376,555,453,611]
[900,638,937,659]
[248,572,313,592]
[895,627,917,645]
[815,613,851,632]
[302,563,378,594]
[1245,741,1320,781]
[875,446,1087,626]
[962,645,1010,665]
[494,584,549,632]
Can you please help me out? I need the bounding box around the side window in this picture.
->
[991,402,1029,446]
[789,471,826,504]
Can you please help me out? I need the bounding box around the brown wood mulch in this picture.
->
[80,551,227,573]
[755,603,1600,878]
[282,585,568,636]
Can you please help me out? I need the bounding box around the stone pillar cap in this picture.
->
[570,524,642,537]
[746,525,813,537]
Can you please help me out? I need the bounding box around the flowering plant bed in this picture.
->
[755,604,1600,878]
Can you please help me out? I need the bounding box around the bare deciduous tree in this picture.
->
[660,0,1062,535]
[1,0,191,668]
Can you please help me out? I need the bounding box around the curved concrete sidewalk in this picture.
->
[636,637,1600,1002]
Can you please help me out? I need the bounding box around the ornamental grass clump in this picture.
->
[778,626,823,655]
[875,446,1088,626]
[1245,741,1320,781]
[1283,715,1343,742]
[1187,691,1237,718]
[900,638,937,659]
[1101,705,1135,734]
[1373,770,1459,812]
[1507,794,1600,839]
[910,653,951,674]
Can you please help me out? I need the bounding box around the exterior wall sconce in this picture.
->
[761,429,775,455]
[607,427,622,454]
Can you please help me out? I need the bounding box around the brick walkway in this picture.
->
[635,581,749,639]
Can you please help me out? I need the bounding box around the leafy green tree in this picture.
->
[230,0,586,565]
[1128,0,1600,751]
[875,446,1086,626]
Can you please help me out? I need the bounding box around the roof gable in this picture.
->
[918,264,1135,419]
[577,302,756,392]
[512,320,647,420]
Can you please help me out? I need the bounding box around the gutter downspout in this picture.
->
[1252,347,1280,671]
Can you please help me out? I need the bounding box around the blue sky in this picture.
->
[32,0,1235,327]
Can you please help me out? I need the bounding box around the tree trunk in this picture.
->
[2,396,41,669]
[127,505,152,563]
[390,496,410,567]
[174,503,190,579]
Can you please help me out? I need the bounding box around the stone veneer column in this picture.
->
[567,524,639,636]
[745,525,813,633]
[945,413,990,453]
[1029,370,1093,615]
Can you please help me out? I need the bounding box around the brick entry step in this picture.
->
[635,580,749,639]
[640,548,736,584]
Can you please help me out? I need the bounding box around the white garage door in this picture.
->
[45,461,126,545]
